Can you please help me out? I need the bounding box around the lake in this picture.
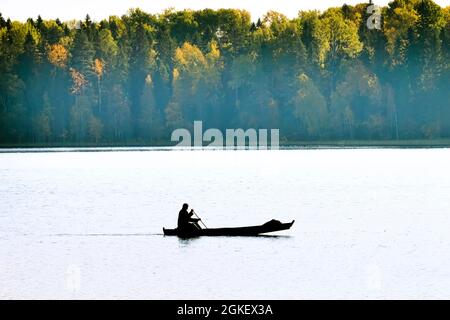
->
[1,148,450,299]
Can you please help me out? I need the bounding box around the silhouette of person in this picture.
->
[177,203,201,232]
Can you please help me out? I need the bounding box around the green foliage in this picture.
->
[0,2,449,145]
[292,73,328,138]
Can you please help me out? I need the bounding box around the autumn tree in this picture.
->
[0,3,449,145]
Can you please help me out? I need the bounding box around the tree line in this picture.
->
[0,0,449,145]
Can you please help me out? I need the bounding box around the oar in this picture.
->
[193,210,208,229]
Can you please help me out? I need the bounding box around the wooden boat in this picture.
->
[163,219,294,237]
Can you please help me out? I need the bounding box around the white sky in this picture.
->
[1,0,449,22]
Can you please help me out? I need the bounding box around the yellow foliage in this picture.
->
[69,68,88,94]
[172,68,180,81]
[93,58,104,78]
[206,41,220,61]
[384,7,419,59]
[47,44,68,68]
[174,42,207,71]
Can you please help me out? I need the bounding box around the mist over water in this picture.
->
[1,148,450,299]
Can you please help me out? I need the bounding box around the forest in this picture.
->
[0,0,449,146]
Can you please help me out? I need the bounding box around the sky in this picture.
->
[2,0,449,22]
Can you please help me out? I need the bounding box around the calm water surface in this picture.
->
[1,148,450,299]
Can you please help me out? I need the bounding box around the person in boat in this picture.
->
[177,203,202,233]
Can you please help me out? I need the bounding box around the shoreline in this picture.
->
[1,139,450,152]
